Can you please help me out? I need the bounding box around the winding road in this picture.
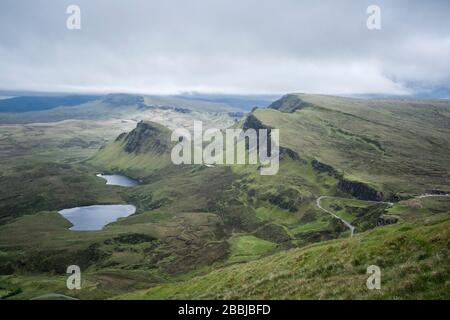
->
[416,193,450,199]
[316,196,356,237]
[315,193,450,238]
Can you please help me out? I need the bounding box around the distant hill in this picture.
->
[89,120,174,176]
[0,95,101,112]
[91,93,450,197]
[0,93,251,124]
[176,93,280,111]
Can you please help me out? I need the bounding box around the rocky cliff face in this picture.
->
[279,146,304,162]
[242,113,304,162]
[377,215,398,226]
[337,179,384,201]
[120,121,172,154]
[311,159,384,201]
[242,113,268,131]
[311,159,339,176]
[268,94,317,113]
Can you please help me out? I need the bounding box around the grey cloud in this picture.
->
[0,0,449,95]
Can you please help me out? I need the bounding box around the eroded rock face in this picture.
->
[123,121,171,154]
[279,147,305,162]
[337,179,384,201]
[115,132,128,142]
[268,94,317,113]
[241,113,305,163]
[242,113,268,131]
[310,159,384,201]
[311,159,338,176]
[429,189,450,195]
[377,215,398,226]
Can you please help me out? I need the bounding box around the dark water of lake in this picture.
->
[96,174,138,187]
[59,205,136,231]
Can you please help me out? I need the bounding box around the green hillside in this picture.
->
[89,121,174,177]
[256,94,450,197]
[118,208,450,300]
[1,93,449,300]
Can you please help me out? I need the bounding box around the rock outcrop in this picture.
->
[268,94,317,113]
[122,121,172,154]
[280,146,303,162]
[377,215,399,226]
[311,159,339,176]
[242,114,305,163]
[337,179,384,201]
[242,113,268,131]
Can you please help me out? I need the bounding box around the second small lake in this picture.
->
[96,174,138,187]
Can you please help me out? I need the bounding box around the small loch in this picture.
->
[59,205,136,231]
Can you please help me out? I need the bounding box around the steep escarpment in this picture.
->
[89,121,174,176]
[242,113,304,162]
[242,113,268,130]
[311,159,339,176]
[120,121,172,154]
[268,94,317,113]
[337,179,384,201]
[254,93,450,195]
[311,159,384,200]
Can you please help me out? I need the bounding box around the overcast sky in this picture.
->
[0,0,449,95]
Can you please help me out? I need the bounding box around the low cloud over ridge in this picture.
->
[1,0,449,95]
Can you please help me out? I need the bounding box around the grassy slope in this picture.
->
[88,140,172,177]
[0,162,125,224]
[319,197,391,232]
[1,198,448,300]
[0,119,138,173]
[87,117,346,244]
[1,94,449,299]
[226,235,278,264]
[88,121,177,180]
[85,95,450,300]
[118,213,450,300]
[254,94,450,195]
[0,208,230,299]
[0,127,350,299]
